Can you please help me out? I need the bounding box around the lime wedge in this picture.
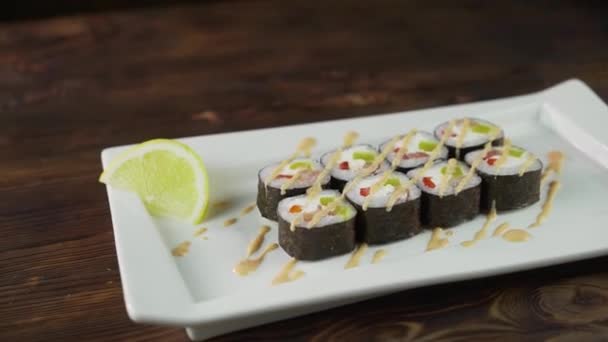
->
[99,139,209,224]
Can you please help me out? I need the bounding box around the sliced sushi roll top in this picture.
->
[278,190,356,228]
[434,118,504,159]
[259,158,329,190]
[465,145,542,176]
[345,171,421,209]
[379,131,448,173]
[257,158,331,220]
[407,159,481,196]
[321,144,389,190]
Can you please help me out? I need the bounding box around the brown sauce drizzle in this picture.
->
[438,158,457,197]
[246,225,271,258]
[233,243,278,276]
[265,137,316,185]
[502,229,531,242]
[518,152,537,176]
[492,222,510,237]
[426,228,450,251]
[371,249,387,264]
[362,129,417,210]
[193,227,208,237]
[455,141,492,194]
[213,201,231,209]
[529,180,561,228]
[461,204,497,247]
[223,217,238,227]
[240,202,257,216]
[345,243,369,269]
[272,259,305,285]
[454,118,470,159]
[171,241,191,257]
[541,151,565,184]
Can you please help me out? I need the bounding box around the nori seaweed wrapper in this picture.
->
[329,177,348,192]
[420,185,481,227]
[446,137,504,160]
[349,199,422,244]
[278,215,356,260]
[257,178,307,221]
[477,168,541,212]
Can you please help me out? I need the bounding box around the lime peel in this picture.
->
[100,139,209,224]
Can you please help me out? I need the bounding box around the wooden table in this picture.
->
[2,1,608,340]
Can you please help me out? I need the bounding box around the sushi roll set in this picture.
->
[257,117,542,260]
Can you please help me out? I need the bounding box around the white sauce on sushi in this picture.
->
[465,146,542,176]
[278,190,356,227]
[345,172,421,208]
[259,158,329,189]
[407,160,481,196]
[321,144,388,181]
[380,131,448,170]
[435,118,503,148]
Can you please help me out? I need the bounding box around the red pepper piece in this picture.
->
[483,150,501,160]
[277,174,293,179]
[487,158,497,166]
[339,161,350,170]
[422,177,436,189]
[360,187,371,197]
[289,205,302,213]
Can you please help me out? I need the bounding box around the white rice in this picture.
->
[345,172,421,208]
[380,131,448,169]
[407,160,481,196]
[434,118,504,148]
[465,146,542,176]
[259,158,330,189]
[277,190,356,227]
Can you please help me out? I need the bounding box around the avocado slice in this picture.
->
[418,140,438,152]
[353,151,376,162]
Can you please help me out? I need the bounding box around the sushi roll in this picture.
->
[407,159,481,227]
[345,171,422,244]
[320,144,389,191]
[465,145,542,212]
[379,131,448,174]
[257,158,330,221]
[277,190,356,260]
[434,118,504,160]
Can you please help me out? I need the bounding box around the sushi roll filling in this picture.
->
[347,172,421,208]
[322,145,386,181]
[466,146,542,176]
[380,131,448,170]
[409,160,481,196]
[261,158,325,189]
[435,118,502,148]
[279,190,355,227]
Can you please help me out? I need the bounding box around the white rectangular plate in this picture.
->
[102,79,608,341]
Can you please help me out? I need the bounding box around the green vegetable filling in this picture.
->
[335,205,349,218]
[508,148,525,158]
[319,196,335,206]
[471,124,492,134]
[440,165,464,177]
[418,140,438,152]
[289,161,312,170]
[384,178,401,187]
[353,151,376,162]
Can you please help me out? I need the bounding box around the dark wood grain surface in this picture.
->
[2,1,608,341]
